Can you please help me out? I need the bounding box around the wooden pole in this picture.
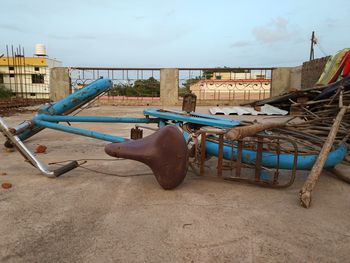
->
[299,106,349,208]
[225,122,286,141]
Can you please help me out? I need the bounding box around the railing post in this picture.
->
[50,67,71,102]
[160,68,179,107]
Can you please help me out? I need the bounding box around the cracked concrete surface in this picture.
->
[0,106,350,263]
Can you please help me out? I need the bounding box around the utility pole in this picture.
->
[309,31,317,61]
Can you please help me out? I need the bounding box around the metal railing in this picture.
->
[70,67,161,101]
[69,67,274,103]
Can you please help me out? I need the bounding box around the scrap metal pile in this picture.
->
[1,74,349,209]
[241,75,350,207]
[245,76,350,156]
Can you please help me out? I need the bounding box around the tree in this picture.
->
[109,77,160,97]
[178,77,199,96]
[0,84,12,98]
[202,70,214,79]
[133,77,160,97]
[109,83,132,96]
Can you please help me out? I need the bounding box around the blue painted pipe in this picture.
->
[40,78,113,116]
[18,78,113,141]
[36,115,158,123]
[144,109,347,170]
[144,108,240,128]
[33,119,127,143]
[183,132,347,170]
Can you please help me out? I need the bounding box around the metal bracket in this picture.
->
[0,117,78,178]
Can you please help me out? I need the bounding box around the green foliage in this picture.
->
[202,70,214,79]
[109,77,160,97]
[0,84,12,98]
[179,77,201,97]
[133,77,160,97]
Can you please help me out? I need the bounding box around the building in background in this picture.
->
[0,44,62,99]
[190,70,271,101]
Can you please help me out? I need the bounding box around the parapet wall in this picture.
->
[301,56,330,89]
[271,66,302,96]
[50,64,326,106]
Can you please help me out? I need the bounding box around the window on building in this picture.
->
[8,66,14,71]
[215,75,222,80]
[32,74,44,84]
[34,67,40,71]
[0,74,3,83]
[10,74,15,78]
[30,93,36,97]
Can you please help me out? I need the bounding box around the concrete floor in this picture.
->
[0,106,350,263]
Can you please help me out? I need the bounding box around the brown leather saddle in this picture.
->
[105,125,189,189]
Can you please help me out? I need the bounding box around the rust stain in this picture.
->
[2,182,12,189]
[35,145,47,154]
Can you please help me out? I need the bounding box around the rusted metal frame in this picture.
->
[236,140,243,178]
[255,136,264,182]
[222,134,298,188]
[270,135,298,188]
[217,134,224,177]
[276,128,324,144]
[200,132,207,176]
[274,138,280,184]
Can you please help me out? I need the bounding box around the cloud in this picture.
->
[252,17,292,44]
[0,24,24,32]
[230,41,251,48]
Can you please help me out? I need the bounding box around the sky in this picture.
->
[1,0,350,67]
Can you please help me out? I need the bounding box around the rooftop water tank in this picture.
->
[35,44,46,57]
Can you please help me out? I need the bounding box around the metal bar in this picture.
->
[71,67,162,71]
[11,45,18,96]
[255,137,263,181]
[6,45,12,92]
[71,67,274,71]
[236,141,243,178]
[217,134,224,177]
[33,119,127,143]
[200,132,207,176]
[36,115,159,123]
[0,117,78,178]
[274,138,280,184]
[22,47,28,100]
[135,125,159,131]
